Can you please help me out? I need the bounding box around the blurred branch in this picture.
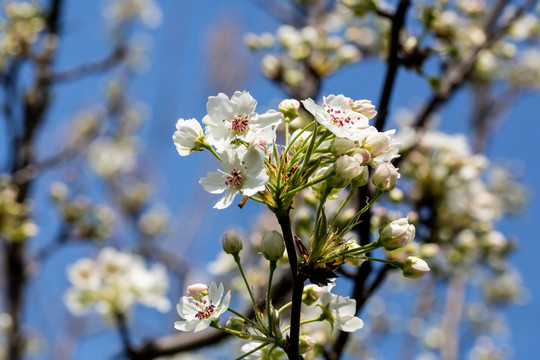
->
[49,46,127,82]
[414,0,536,129]
[440,274,466,360]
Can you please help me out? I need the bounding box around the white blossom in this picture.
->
[172,118,204,156]
[319,285,364,332]
[200,144,269,209]
[302,94,375,140]
[175,282,231,333]
[202,91,283,152]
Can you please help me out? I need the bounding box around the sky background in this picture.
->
[6,0,539,359]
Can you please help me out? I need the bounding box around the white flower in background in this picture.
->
[368,129,401,165]
[319,285,364,332]
[104,0,162,28]
[200,144,269,209]
[175,282,231,333]
[302,94,375,140]
[64,247,170,317]
[172,118,205,156]
[87,139,136,178]
[203,91,283,152]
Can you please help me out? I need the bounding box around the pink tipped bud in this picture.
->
[363,132,391,157]
[222,229,243,255]
[352,148,371,165]
[335,155,362,180]
[278,99,301,119]
[186,283,208,301]
[379,218,415,251]
[352,100,377,119]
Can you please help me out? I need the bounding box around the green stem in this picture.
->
[234,342,269,360]
[362,256,404,269]
[280,171,334,199]
[330,186,357,226]
[339,190,384,238]
[202,143,220,160]
[278,302,292,314]
[281,315,324,332]
[233,253,265,330]
[211,322,271,342]
[228,307,260,329]
[322,239,382,264]
[267,260,277,337]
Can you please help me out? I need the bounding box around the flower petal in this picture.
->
[231,91,257,115]
[214,187,238,209]
[200,172,226,194]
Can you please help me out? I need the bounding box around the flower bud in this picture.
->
[379,218,415,251]
[352,148,371,165]
[372,163,399,190]
[299,335,317,354]
[363,132,390,157]
[186,283,208,301]
[402,256,430,279]
[226,316,245,331]
[302,285,323,306]
[260,231,285,261]
[351,165,369,187]
[279,99,301,119]
[334,155,362,179]
[352,99,377,119]
[222,229,243,255]
[331,137,356,155]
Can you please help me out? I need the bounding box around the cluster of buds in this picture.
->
[50,182,114,240]
[0,177,38,242]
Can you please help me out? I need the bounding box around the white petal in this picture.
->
[336,316,364,332]
[193,318,212,332]
[208,282,223,304]
[251,110,283,130]
[302,98,327,124]
[206,93,234,124]
[231,91,257,115]
[176,297,199,319]
[200,172,226,194]
[324,94,351,111]
[214,188,238,209]
[174,319,198,332]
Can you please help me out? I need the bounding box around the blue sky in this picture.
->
[7,0,539,358]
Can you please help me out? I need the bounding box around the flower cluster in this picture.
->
[0,177,38,242]
[64,247,170,317]
[0,1,44,63]
[172,91,430,358]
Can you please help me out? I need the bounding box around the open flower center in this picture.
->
[324,106,352,128]
[225,167,244,187]
[195,299,216,320]
[231,113,250,134]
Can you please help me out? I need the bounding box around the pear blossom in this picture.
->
[175,282,231,333]
[172,118,204,156]
[402,256,430,279]
[64,247,170,317]
[203,91,283,152]
[200,144,269,209]
[302,94,375,140]
[319,285,364,332]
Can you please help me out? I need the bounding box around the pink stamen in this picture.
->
[225,167,243,187]
[231,113,249,134]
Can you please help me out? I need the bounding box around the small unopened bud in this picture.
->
[331,138,356,155]
[249,137,268,153]
[186,283,208,301]
[299,335,317,354]
[335,155,362,179]
[351,165,369,187]
[363,132,390,157]
[352,148,371,165]
[372,163,399,190]
[279,99,301,119]
[352,99,377,119]
[302,285,323,306]
[222,229,243,255]
[402,256,430,279]
[226,316,245,331]
[379,218,416,251]
[260,231,285,261]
